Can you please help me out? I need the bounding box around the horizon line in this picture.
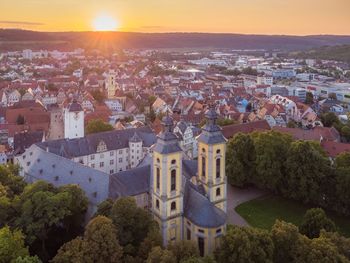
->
[1,28,350,37]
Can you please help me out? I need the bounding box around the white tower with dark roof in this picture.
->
[64,99,84,139]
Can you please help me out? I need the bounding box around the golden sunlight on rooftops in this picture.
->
[92,14,119,31]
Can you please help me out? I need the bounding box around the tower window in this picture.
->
[216,158,221,178]
[171,201,176,211]
[156,167,160,190]
[171,169,176,191]
[156,199,159,209]
[216,149,221,154]
[202,156,206,177]
[216,187,221,197]
[171,159,176,165]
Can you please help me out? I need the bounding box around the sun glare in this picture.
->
[92,15,119,31]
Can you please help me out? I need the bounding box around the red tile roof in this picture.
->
[222,120,271,139]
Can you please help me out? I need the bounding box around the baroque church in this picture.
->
[15,103,227,256]
[150,106,227,255]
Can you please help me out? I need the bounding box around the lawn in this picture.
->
[235,195,350,237]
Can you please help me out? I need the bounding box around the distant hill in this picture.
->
[1,29,350,52]
[290,45,350,64]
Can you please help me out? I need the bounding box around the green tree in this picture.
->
[284,141,331,204]
[168,240,199,263]
[83,216,123,263]
[95,198,114,217]
[215,226,274,263]
[271,220,306,263]
[305,92,314,105]
[51,237,86,263]
[321,112,340,127]
[58,185,88,237]
[335,152,350,168]
[110,197,154,256]
[14,256,41,263]
[252,131,292,192]
[146,247,176,263]
[320,230,350,260]
[302,237,348,263]
[0,226,29,263]
[299,208,336,239]
[86,119,114,134]
[226,133,255,187]
[0,164,26,198]
[341,126,350,142]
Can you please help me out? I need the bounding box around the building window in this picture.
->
[171,201,176,211]
[202,156,206,177]
[198,229,205,233]
[198,237,205,257]
[216,187,221,197]
[216,149,221,154]
[171,170,176,191]
[100,162,104,167]
[157,158,160,163]
[110,160,114,165]
[91,155,95,160]
[110,151,114,156]
[187,228,191,240]
[156,199,159,209]
[119,150,123,154]
[119,158,122,163]
[216,158,221,178]
[110,169,114,174]
[156,168,160,190]
[171,159,176,165]
[91,164,95,168]
[216,228,222,234]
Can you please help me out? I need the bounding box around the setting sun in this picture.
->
[92,15,119,31]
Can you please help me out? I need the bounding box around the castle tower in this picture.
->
[197,105,227,212]
[106,70,118,99]
[151,115,184,246]
[64,99,84,139]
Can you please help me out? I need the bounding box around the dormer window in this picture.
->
[96,140,107,153]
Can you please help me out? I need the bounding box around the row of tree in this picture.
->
[226,131,350,216]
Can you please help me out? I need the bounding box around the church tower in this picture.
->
[151,115,184,246]
[197,105,227,212]
[106,70,118,99]
[64,99,84,139]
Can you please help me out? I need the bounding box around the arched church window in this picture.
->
[171,170,176,191]
[216,158,221,178]
[202,156,206,177]
[216,187,221,197]
[171,201,176,211]
[156,167,160,190]
[216,149,221,154]
[156,199,159,209]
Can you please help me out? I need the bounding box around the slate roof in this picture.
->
[68,100,83,112]
[14,131,44,155]
[184,182,226,228]
[36,126,157,158]
[109,165,150,198]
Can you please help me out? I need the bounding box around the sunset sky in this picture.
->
[0,0,349,35]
